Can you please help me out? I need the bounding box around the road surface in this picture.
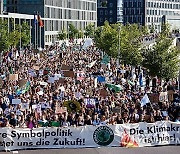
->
[0,146,180,154]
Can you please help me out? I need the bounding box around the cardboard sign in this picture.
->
[58,78,65,84]
[168,90,174,102]
[63,71,74,78]
[33,65,40,71]
[61,65,73,71]
[100,89,108,97]
[12,99,21,105]
[55,106,67,114]
[19,79,27,88]
[9,74,18,81]
[159,92,168,102]
[148,93,159,103]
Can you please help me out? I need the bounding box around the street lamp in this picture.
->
[117,25,121,67]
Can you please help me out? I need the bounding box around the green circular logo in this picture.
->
[93,126,114,146]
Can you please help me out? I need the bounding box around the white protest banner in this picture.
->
[77,71,85,81]
[87,60,96,68]
[0,121,179,151]
[94,78,97,88]
[84,98,96,108]
[12,99,21,105]
[37,91,44,96]
[32,104,37,109]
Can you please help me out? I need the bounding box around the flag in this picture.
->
[34,15,37,26]
[101,55,110,65]
[37,15,44,27]
[105,83,123,93]
[121,130,139,148]
[16,81,31,95]
[140,94,150,107]
[87,60,96,68]
[97,76,106,83]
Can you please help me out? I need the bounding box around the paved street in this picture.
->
[0,146,180,154]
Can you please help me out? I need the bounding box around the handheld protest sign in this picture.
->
[63,71,75,78]
[9,74,18,81]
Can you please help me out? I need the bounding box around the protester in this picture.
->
[0,41,179,129]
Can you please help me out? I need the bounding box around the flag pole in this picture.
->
[36,12,39,49]
[34,12,37,49]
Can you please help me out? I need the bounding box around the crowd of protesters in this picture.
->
[0,40,179,129]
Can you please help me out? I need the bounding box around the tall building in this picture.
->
[123,0,180,32]
[123,0,145,25]
[97,0,118,26]
[0,0,3,14]
[5,0,97,46]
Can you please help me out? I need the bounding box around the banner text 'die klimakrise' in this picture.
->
[0,121,179,151]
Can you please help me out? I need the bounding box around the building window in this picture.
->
[109,3,113,7]
[109,18,113,22]
[100,10,103,15]
[109,10,113,15]
[105,10,108,15]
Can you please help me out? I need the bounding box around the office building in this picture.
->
[5,0,97,46]
[162,15,180,31]
[123,0,180,32]
[97,0,118,26]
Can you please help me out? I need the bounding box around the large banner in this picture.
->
[0,121,179,151]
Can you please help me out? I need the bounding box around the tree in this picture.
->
[119,24,143,65]
[84,23,95,38]
[94,22,144,64]
[21,21,31,47]
[94,21,118,57]
[78,30,84,39]
[58,30,67,40]
[68,23,79,39]
[142,36,180,80]
[0,19,10,52]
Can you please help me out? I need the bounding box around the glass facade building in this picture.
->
[5,0,97,46]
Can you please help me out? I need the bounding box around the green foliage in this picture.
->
[94,21,118,57]
[0,19,31,52]
[120,24,143,65]
[84,24,95,38]
[160,23,170,38]
[58,30,67,40]
[94,22,143,64]
[78,30,84,39]
[21,22,31,47]
[142,37,180,79]
[9,30,21,48]
[68,23,79,39]
[0,19,10,52]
